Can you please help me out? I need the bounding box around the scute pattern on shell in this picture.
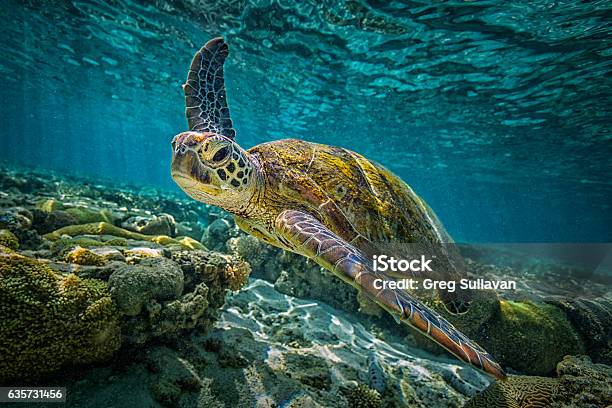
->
[248,138,451,248]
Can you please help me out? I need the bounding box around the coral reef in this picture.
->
[479,300,584,375]
[121,214,176,237]
[464,375,559,408]
[344,384,382,408]
[202,217,234,251]
[465,355,611,408]
[108,257,184,316]
[546,296,612,365]
[1,167,610,408]
[43,221,209,251]
[0,207,42,249]
[0,168,257,383]
[551,355,612,407]
[224,260,251,291]
[0,253,121,382]
[64,246,108,266]
[0,228,19,250]
[113,250,250,345]
[44,221,174,243]
[171,249,250,293]
[178,236,207,250]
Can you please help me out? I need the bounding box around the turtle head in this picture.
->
[171,131,257,208]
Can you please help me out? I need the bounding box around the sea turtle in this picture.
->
[171,37,505,378]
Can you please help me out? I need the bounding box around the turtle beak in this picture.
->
[171,142,221,196]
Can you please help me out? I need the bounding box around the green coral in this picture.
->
[0,253,121,382]
[434,289,587,376]
[345,384,382,408]
[43,222,193,247]
[0,229,19,250]
[480,300,585,375]
[51,236,128,255]
[44,222,151,241]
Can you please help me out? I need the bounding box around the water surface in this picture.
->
[0,0,610,241]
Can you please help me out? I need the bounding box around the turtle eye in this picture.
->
[178,145,187,155]
[212,146,231,162]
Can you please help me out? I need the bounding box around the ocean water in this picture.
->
[0,0,611,243]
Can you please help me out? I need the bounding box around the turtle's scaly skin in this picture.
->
[170,37,505,378]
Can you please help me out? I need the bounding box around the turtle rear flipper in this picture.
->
[275,209,506,379]
[183,37,236,139]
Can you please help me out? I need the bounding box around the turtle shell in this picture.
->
[248,139,454,252]
[247,138,468,305]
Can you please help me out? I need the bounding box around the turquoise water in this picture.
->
[0,0,610,242]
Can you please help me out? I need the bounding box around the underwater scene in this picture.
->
[0,1,611,407]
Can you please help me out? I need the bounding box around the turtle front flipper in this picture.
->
[275,209,506,379]
[183,37,236,139]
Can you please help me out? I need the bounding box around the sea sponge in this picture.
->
[0,229,19,250]
[64,246,107,266]
[0,253,121,382]
[345,383,382,408]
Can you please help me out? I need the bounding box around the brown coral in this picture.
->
[465,355,612,408]
[224,260,251,291]
[64,246,107,266]
[0,253,121,382]
[464,375,559,408]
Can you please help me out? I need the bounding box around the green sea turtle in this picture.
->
[171,37,505,378]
